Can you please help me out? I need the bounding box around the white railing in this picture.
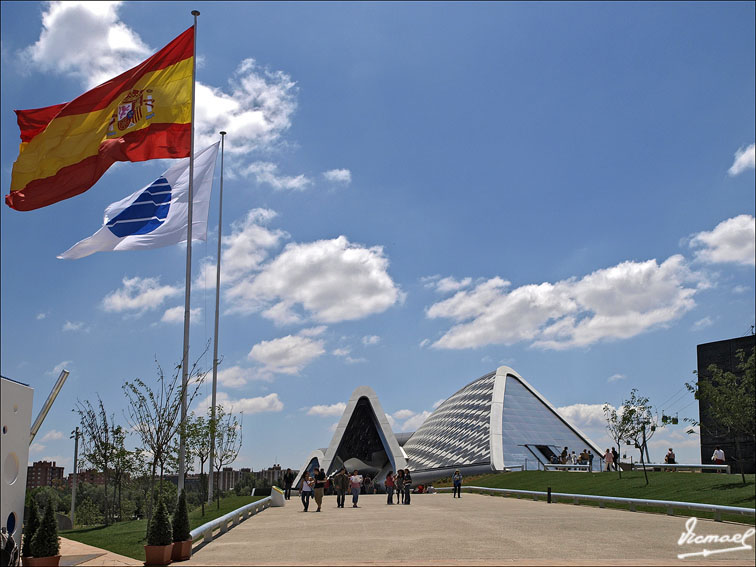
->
[631,463,731,474]
[435,486,754,522]
[542,464,591,471]
[189,496,272,549]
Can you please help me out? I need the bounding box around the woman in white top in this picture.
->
[300,472,314,512]
[349,470,363,508]
[603,449,613,472]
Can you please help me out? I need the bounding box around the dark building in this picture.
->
[696,335,755,474]
[27,460,64,489]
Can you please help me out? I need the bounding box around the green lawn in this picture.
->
[436,470,755,523]
[61,494,264,560]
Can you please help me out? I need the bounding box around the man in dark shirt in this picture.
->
[313,468,327,512]
[283,468,295,500]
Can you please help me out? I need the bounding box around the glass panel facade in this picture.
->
[500,375,599,470]
[332,398,390,476]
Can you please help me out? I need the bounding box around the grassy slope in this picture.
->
[437,470,755,523]
[61,494,263,560]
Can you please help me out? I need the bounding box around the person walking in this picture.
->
[300,473,313,512]
[283,468,295,500]
[396,469,405,504]
[403,468,412,505]
[333,467,349,508]
[603,449,613,472]
[711,446,726,472]
[611,447,619,471]
[452,469,463,498]
[349,469,363,508]
[385,471,395,504]
[313,467,326,512]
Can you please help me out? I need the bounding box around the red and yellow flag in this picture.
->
[5,27,194,211]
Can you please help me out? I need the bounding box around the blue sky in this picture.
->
[1,1,754,474]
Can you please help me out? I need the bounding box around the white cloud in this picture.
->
[689,215,755,266]
[401,411,431,432]
[102,276,181,314]
[329,422,339,432]
[47,361,72,376]
[693,316,714,330]
[160,306,201,324]
[607,374,626,383]
[197,391,283,415]
[214,365,269,388]
[732,285,751,294]
[299,326,327,337]
[62,320,88,332]
[432,399,446,409]
[30,443,46,454]
[323,169,352,185]
[36,312,48,320]
[307,402,346,417]
[248,334,325,375]
[243,162,311,191]
[195,208,288,291]
[226,235,402,324]
[362,335,380,346]
[428,256,701,350]
[392,409,415,421]
[344,356,367,364]
[419,338,431,348]
[728,143,755,176]
[23,1,151,88]
[557,403,610,429]
[40,430,65,442]
[332,348,351,357]
[424,275,473,294]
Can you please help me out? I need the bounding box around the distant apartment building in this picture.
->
[67,469,107,488]
[254,464,284,487]
[26,460,64,490]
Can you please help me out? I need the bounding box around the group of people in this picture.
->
[383,468,415,504]
[552,447,595,469]
[602,448,620,471]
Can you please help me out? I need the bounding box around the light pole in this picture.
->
[70,427,80,526]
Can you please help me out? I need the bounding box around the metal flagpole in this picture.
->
[178,8,200,497]
[207,130,226,503]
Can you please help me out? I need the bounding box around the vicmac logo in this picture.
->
[677,517,754,559]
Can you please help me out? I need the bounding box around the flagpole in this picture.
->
[178,8,200,497]
[207,130,226,503]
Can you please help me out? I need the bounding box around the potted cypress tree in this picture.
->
[171,490,192,561]
[21,499,40,566]
[27,502,60,566]
[144,496,173,566]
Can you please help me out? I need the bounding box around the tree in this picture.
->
[122,352,207,528]
[172,490,191,543]
[686,347,755,484]
[603,402,630,479]
[620,389,661,486]
[74,396,114,525]
[109,424,138,522]
[75,498,103,526]
[184,411,214,515]
[146,497,172,547]
[212,405,243,508]
[22,498,40,557]
[30,502,60,559]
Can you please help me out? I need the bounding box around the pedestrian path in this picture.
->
[183,493,755,565]
[59,537,141,566]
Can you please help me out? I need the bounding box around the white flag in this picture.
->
[58,142,220,260]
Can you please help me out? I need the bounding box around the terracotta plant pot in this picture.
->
[171,539,192,561]
[144,544,173,566]
[23,555,61,566]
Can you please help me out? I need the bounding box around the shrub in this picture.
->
[172,490,191,542]
[76,498,103,526]
[22,498,40,557]
[147,497,172,547]
[30,502,59,558]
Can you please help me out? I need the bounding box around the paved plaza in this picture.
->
[183,493,754,566]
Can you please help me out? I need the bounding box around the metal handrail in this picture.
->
[631,463,731,474]
[435,486,754,522]
[190,496,272,546]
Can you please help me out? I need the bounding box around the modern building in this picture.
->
[26,460,64,490]
[294,366,603,488]
[696,335,755,474]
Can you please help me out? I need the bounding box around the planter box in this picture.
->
[171,539,192,561]
[144,544,173,566]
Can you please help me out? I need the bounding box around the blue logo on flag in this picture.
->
[107,177,171,237]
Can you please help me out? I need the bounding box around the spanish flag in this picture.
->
[5,27,194,211]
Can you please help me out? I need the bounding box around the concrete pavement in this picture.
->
[183,493,755,566]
